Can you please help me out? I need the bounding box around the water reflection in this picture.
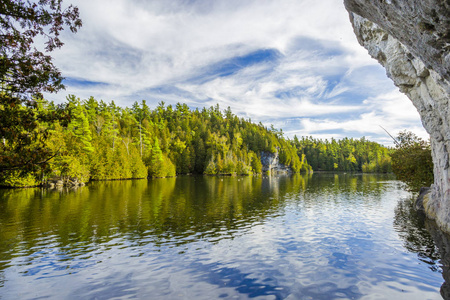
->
[394,196,450,299]
[189,261,291,299]
[394,198,440,267]
[0,176,312,272]
[0,173,447,299]
[426,221,450,299]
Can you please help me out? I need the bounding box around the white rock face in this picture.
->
[260,151,290,174]
[344,0,450,84]
[347,13,450,232]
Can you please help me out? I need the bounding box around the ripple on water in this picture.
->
[0,174,446,299]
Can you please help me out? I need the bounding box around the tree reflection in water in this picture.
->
[0,174,447,299]
[394,196,450,299]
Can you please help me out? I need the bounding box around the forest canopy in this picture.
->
[0,96,394,187]
[295,136,392,173]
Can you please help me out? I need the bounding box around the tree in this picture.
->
[66,95,94,155]
[250,153,262,174]
[193,138,206,173]
[2,94,320,184]
[0,0,82,173]
[391,131,433,192]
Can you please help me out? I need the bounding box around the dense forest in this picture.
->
[0,95,394,187]
[296,136,392,173]
[0,96,307,187]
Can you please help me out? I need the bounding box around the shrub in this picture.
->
[0,171,39,187]
[391,131,433,192]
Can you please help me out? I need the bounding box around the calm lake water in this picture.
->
[0,173,449,299]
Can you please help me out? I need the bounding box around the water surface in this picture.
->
[0,173,447,299]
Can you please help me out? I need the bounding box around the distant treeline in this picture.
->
[294,136,392,173]
[0,96,392,187]
[1,97,311,186]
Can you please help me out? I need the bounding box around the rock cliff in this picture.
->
[343,1,450,232]
[260,151,291,174]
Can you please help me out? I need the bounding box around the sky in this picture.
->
[46,0,429,146]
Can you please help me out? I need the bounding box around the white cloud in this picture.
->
[51,0,368,92]
[45,0,425,144]
[179,71,360,120]
[279,90,429,145]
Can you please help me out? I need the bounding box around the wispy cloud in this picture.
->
[282,91,428,145]
[47,0,427,145]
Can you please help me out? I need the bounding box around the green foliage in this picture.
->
[250,153,262,174]
[163,156,177,177]
[144,139,175,177]
[148,154,176,178]
[0,170,39,187]
[391,131,433,192]
[66,95,95,155]
[204,156,217,175]
[47,154,90,183]
[294,136,391,173]
[0,1,81,173]
[129,146,148,179]
[0,96,69,174]
[3,96,393,186]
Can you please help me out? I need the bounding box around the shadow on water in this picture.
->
[394,196,450,299]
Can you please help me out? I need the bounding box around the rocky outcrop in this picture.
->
[45,177,86,189]
[344,1,450,232]
[260,151,291,174]
[415,187,431,213]
[343,1,450,83]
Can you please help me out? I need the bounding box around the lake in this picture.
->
[0,173,448,299]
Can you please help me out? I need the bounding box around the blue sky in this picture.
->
[46,0,428,145]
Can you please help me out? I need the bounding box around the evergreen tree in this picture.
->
[6,97,403,186]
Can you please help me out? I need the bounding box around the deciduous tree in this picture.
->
[0,0,82,173]
[391,131,433,191]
